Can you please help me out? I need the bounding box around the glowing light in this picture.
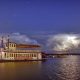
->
[47,34,80,51]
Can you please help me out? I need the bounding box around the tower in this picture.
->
[1,36,4,48]
[0,36,5,59]
[7,35,10,50]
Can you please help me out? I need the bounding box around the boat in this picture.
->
[0,36,43,61]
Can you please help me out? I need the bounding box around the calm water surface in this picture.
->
[0,55,80,80]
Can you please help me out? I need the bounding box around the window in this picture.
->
[11,54,13,57]
[10,54,11,57]
[14,54,15,57]
[32,54,34,57]
[10,54,12,57]
[9,43,11,47]
[14,44,16,47]
[5,53,6,57]
[16,54,17,57]
[11,44,13,47]
[34,54,36,57]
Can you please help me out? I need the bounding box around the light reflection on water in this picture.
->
[44,55,80,80]
[0,56,80,80]
[0,61,47,80]
[59,56,80,80]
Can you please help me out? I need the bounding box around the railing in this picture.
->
[4,50,41,53]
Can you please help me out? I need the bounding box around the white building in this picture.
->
[0,37,42,61]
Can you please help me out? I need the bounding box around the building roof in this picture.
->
[6,42,41,48]
[16,44,41,48]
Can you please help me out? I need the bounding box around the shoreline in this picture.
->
[0,59,46,62]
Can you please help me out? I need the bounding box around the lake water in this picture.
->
[0,55,80,80]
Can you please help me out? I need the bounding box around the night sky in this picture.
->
[0,0,80,34]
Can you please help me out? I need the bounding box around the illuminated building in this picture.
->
[0,36,42,61]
